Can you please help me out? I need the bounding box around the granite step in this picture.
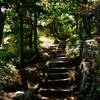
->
[40,78,72,88]
[39,84,77,90]
[55,56,68,61]
[48,60,68,67]
[39,88,73,98]
[45,73,69,80]
[47,67,75,73]
[37,94,77,100]
[40,82,73,89]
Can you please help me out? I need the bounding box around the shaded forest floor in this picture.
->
[0,36,100,100]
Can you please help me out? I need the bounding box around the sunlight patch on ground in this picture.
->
[39,36,54,49]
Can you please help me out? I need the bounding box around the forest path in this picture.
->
[37,39,79,100]
[0,38,80,100]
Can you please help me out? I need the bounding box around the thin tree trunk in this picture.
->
[96,8,100,35]
[54,17,59,38]
[34,11,38,56]
[16,3,27,89]
[82,15,88,37]
[87,16,91,36]
[19,14,24,67]
[29,9,33,56]
[78,17,85,57]
[18,12,28,90]
[79,16,88,57]
[0,10,5,45]
[75,15,83,57]
[75,15,79,36]
[85,16,91,37]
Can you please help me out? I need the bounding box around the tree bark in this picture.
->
[96,8,100,35]
[34,11,38,56]
[0,9,5,45]
[19,13,28,90]
[15,5,28,89]
[29,9,33,56]
[87,16,91,36]
[82,15,91,37]
[19,14,24,67]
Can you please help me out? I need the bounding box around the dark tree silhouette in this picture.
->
[0,5,6,45]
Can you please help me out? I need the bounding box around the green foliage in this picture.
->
[0,0,99,85]
[0,45,19,84]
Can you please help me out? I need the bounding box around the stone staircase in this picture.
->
[37,40,79,100]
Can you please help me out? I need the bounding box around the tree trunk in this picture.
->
[53,17,59,38]
[34,11,38,56]
[0,10,5,45]
[75,15,83,56]
[82,15,91,37]
[78,17,86,57]
[29,10,33,56]
[87,16,91,36]
[19,14,24,68]
[75,15,79,35]
[79,15,91,56]
[19,12,28,90]
[96,8,100,35]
